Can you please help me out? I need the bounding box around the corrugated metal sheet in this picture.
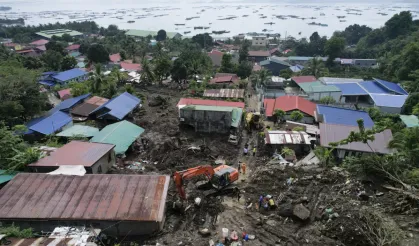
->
[319,123,393,154]
[26,111,72,135]
[264,96,316,117]
[291,76,317,84]
[332,83,368,96]
[90,121,144,155]
[52,68,87,82]
[400,115,419,128]
[71,96,109,117]
[28,141,114,167]
[92,92,140,120]
[0,170,18,185]
[177,98,245,109]
[0,173,169,222]
[373,78,408,95]
[369,94,408,108]
[265,130,312,145]
[316,105,374,127]
[56,125,99,137]
[203,89,245,98]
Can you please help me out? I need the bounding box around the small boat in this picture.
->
[184,31,191,34]
[128,20,135,23]
[264,22,275,25]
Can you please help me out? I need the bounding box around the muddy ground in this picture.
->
[113,85,419,246]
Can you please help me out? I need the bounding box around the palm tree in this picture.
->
[141,58,155,85]
[256,69,272,89]
[91,64,104,93]
[303,58,327,78]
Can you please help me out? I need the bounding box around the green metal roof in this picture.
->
[56,125,99,138]
[298,81,341,93]
[125,29,182,39]
[36,29,83,39]
[90,120,144,155]
[182,105,236,112]
[0,170,18,185]
[400,115,419,128]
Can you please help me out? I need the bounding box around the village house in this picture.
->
[208,49,224,67]
[264,130,315,158]
[252,36,268,47]
[71,96,109,120]
[65,44,80,53]
[209,73,240,87]
[247,50,270,63]
[90,120,144,156]
[125,29,182,39]
[399,115,419,128]
[203,89,245,100]
[35,29,83,40]
[260,56,291,76]
[264,95,317,124]
[319,123,393,161]
[56,124,99,138]
[315,105,375,127]
[90,92,141,121]
[0,173,169,236]
[28,141,115,174]
[39,68,89,87]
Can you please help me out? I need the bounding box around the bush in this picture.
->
[0,224,33,238]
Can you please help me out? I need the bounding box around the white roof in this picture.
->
[265,130,314,145]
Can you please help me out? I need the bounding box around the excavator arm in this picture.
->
[173,165,215,200]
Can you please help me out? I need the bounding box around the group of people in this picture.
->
[243,143,256,157]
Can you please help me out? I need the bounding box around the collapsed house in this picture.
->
[0,173,169,236]
[264,130,316,158]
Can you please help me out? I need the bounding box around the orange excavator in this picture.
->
[174,164,240,200]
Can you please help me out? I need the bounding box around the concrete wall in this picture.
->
[252,37,267,46]
[89,150,116,174]
[377,106,401,114]
[0,219,164,237]
[180,109,233,133]
[353,59,377,68]
[308,91,342,102]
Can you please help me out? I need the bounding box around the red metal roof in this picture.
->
[177,98,245,108]
[29,39,49,46]
[58,88,71,99]
[15,49,34,54]
[65,44,80,51]
[0,173,169,222]
[248,50,270,57]
[28,141,115,167]
[120,62,142,72]
[109,53,121,63]
[291,76,317,84]
[35,45,46,51]
[264,95,316,117]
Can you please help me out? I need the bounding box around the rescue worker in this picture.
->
[242,162,247,174]
[253,146,257,157]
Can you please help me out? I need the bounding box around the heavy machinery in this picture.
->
[173,165,239,200]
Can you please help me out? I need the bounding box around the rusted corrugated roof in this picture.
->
[177,98,245,109]
[203,89,245,98]
[28,141,114,167]
[71,96,109,117]
[0,173,169,222]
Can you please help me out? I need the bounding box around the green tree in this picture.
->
[279,69,293,79]
[0,124,26,169]
[388,127,419,165]
[91,64,105,93]
[236,61,252,79]
[79,42,90,54]
[120,50,127,60]
[101,81,117,99]
[171,58,188,83]
[141,58,155,85]
[69,81,90,97]
[154,56,172,85]
[325,36,345,66]
[61,55,77,70]
[334,24,372,45]
[45,41,66,56]
[319,96,336,105]
[395,43,419,80]
[41,50,63,71]
[402,93,419,114]
[125,84,135,94]
[273,109,285,123]
[87,44,109,63]
[22,56,44,69]
[156,29,167,41]
[301,58,327,78]
[290,111,304,122]
[61,33,73,42]
[220,54,234,73]
[0,66,47,124]
[191,33,213,49]
[384,11,412,39]
[239,40,250,63]
[255,69,271,89]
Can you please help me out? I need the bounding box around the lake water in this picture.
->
[1,0,419,38]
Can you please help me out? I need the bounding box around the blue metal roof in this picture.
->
[373,78,408,95]
[289,64,304,72]
[333,83,368,96]
[370,94,408,108]
[53,93,91,112]
[26,111,72,135]
[359,81,388,94]
[39,80,56,87]
[317,105,374,127]
[52,68,88,82]
[92,92,141,120]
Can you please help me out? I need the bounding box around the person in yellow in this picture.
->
[252,146,257,157]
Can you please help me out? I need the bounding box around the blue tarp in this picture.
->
[359,81,389,94]
[26,111,72,135]
[52,68,88,83]
[52,93,91,112]
[317,105,374,128]
[373,78,408,95]
[370,94,408,108]
[333,83,368,96]
[92,92,141,120]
